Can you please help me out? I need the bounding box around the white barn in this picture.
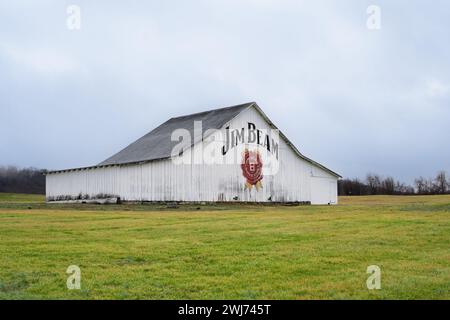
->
[46,102,341,204]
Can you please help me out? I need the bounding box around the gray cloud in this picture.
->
[1,0,449,184]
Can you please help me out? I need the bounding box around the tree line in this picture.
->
[0,166,47,194]
[0,165,449,197]
[339,171,449,196]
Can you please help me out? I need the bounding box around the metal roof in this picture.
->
[46,102,341,178]
[98,102,253,166]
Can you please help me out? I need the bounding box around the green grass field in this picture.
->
[0,193,449,300]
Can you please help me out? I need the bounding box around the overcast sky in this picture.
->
[1,0,449,183]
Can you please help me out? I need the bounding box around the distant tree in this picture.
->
[382,177,395,195]
[366,174,382,195]
[0,166,46,194]
[434,171,448,194]
[341,171,448,196]
[394,181,414,195]
[338,178,370,196]
[426,178,436,194]
[414,177,427,194]
[366,174,375,195]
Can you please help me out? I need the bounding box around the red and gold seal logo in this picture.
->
[241,149,263,191]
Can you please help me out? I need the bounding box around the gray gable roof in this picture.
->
[98,102,253,166]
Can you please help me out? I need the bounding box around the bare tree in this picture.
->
[382,177,395,195]
[434,171,448,194]
[338,178,369,195]
[0,165,46,194]
[415,177,427,194]
[366,174,381,195]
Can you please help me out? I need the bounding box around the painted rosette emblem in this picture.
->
[241,149,263,191]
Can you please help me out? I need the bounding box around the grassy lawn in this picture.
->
[0,193,449,299]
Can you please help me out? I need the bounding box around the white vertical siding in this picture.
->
[310,165,338,205]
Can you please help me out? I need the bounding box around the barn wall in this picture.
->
[46,106,338,204]
[310,166,338,205]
